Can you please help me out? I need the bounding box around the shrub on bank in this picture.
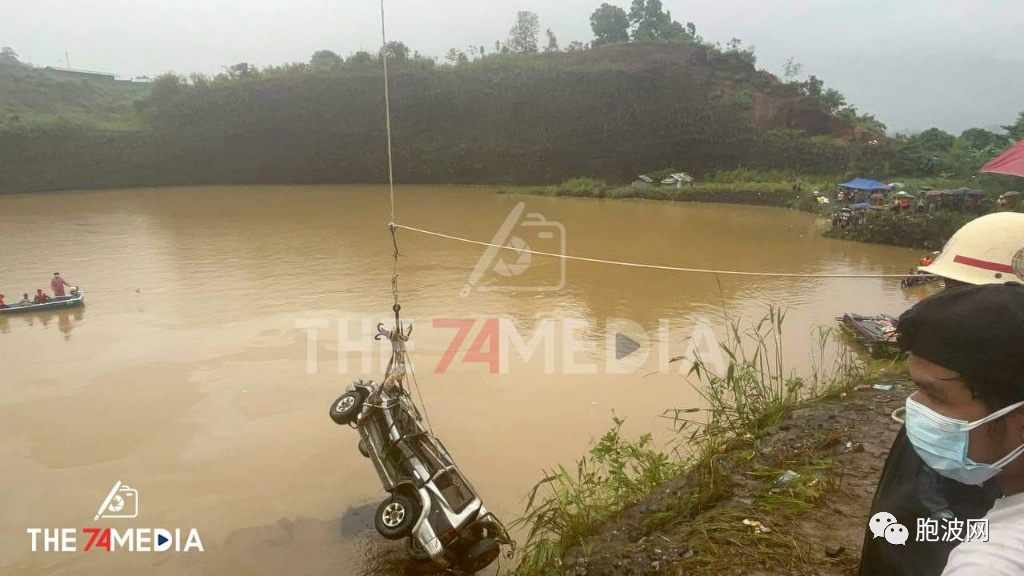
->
[825,211,976,250]
[548,177,610,198]
[654,183,801,208]
[533,179,807,208]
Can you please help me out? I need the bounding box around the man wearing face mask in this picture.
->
[859,214,1024,576]
[897,283,1024,575]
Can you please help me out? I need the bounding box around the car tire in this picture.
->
[358,440,370,458]
[374,495,417,540]
[405,535,431,562]
[329,391,363,425]
[459,538,501,573]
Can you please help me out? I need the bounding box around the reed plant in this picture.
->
[510,308,866,575]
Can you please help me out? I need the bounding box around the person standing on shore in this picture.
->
[50,272,71,297]
[859,212,1024,576]
[896,284,1024,576]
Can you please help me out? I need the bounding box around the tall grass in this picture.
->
[511,418,689,572]
[511,308,865,575]
[677,309,862,443]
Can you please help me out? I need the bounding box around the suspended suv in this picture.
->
[329,375,514,572]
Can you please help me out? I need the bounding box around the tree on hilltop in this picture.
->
[590,4,630,47]
[508,11,541,54]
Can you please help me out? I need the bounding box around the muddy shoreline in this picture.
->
[558,380,908,576]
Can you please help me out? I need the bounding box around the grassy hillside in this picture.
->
[0,66,149,131]
[0,44,889,194]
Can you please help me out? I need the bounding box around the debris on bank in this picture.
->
[560,380,908,576]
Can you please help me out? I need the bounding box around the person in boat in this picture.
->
[51,272,71,298]
[860,212,1024,576]
[18,293,31,305]
[34,289,51,304]
[920,255,934,267]
[0,294,6,308]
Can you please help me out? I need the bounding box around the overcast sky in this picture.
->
[4,0,1022,134]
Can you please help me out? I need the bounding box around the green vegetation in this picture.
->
[0,65,149,132]
[892,127,1019,180]
[0,40,870,194]
[511,167,1019,250]
[1,3,1020,195]
[512,309,866,574]
[512,417,691,570]
[518,179,812,211]
[825,211,977,251]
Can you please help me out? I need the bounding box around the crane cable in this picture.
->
[379,0,435,438]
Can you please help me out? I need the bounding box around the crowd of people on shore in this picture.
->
[827,185,1020,231]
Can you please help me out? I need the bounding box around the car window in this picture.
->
[436,470,475,513]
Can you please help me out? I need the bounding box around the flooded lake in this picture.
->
[0,185,934,575]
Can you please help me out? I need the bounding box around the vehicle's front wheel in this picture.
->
[374,495,417,540]
[329,391,363,425]
[405,535,431,562]
[358,440,370,458]
[459,538,500,573]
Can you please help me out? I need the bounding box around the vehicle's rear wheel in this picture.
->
[459,538,500,573]
[329,391,363,425]
[405,535,431,562]
[374,495,417,540]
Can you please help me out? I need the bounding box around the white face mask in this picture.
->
[905,393,1024,486]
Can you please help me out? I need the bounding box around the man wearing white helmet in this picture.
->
[859,211,1024,576]
[919,212,1024,290]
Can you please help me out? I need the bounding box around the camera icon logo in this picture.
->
[94,481,140,520]
[461,202,566,298]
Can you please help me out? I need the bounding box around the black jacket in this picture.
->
[859,426,1001,576]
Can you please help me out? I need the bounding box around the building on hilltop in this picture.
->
[43,67,116,81]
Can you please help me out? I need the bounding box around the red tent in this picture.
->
[981,140,1024,177]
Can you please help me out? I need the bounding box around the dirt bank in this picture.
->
[560,379,909,576]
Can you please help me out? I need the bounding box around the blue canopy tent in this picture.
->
[839,178,888,190]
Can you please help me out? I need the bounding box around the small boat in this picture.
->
[837,313,900,358]
[0,291,85,315]
[901,270,940,289]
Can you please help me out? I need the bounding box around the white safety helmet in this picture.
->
[919,212,1024,285]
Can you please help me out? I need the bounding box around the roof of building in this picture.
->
[43,66,116,77]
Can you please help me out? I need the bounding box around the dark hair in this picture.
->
[898,283,1024,412]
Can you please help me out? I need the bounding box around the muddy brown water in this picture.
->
[0,186,937,575]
